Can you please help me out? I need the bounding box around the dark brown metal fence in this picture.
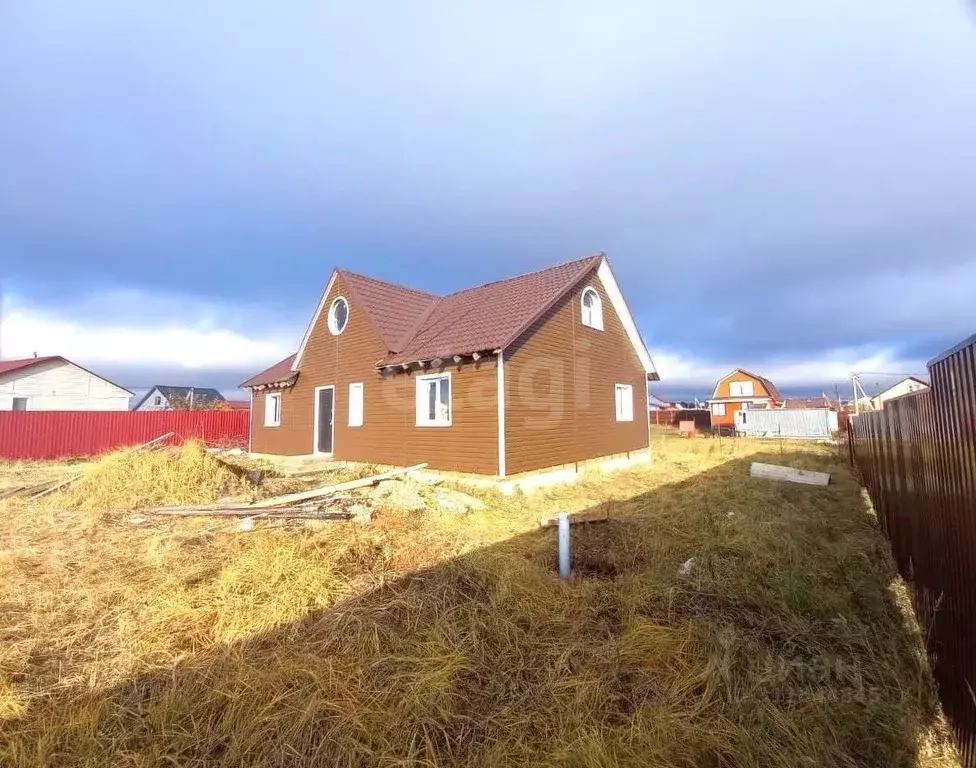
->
[648,408,711,430]
[850,334,976,767]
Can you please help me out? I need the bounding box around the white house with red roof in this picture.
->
[0,356,132,411]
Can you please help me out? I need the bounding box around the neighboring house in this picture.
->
[132,386,226,411]
[706,369,783,428]
[218,400,251,411]
[869,377,929,410]
[0,356,132,411]
[647,393,678,410]
[242,253,659,477]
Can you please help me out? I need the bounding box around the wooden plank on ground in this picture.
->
[0,486,28,500]
[153,507,355,520]
[750,462,830,486]
[538,509,610,528]
[243,463,427,509]
[30,474,84,500]
[152,463,428,513]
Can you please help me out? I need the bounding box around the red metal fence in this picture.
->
[850,333,976,767]
[0,410,250,461]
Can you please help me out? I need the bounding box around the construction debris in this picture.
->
[750,462,830,487]
[243,464,428,510]
[435,488,487,513]
[538,509,610,528]
[153,506,356,520]
[30,473,84,500]
[1,480,63,500]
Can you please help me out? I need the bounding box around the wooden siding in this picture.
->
[0,359,131,411]
[250,274,499,474]
[710,371,777,426]
[710,401,745,427]
[503,272,648,475]
[712,371,773,400]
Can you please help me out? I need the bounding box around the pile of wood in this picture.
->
[0,432,178,503]
[149,463,428,522]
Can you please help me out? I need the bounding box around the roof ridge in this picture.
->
[443,252,605,299]
[336,268,440,299]
[390,296,445,354]
[399,296,491,358]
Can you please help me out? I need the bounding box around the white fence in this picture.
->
[738,408,838,438]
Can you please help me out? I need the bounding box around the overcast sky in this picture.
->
[1,1,974,397]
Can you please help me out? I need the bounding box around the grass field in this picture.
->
[0,434,959,767]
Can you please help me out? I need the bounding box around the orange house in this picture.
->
[706,369,783,427]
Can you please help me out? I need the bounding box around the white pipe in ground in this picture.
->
[558,512,571,579]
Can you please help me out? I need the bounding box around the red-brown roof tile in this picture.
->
[732,368,784,402]
[337,270,438,352]
[383,255,603,365]
[240,354,297,389]
[245,253,618,387]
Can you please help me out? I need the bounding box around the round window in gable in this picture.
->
[328,297,349,335]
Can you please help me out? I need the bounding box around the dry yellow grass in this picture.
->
[0,433,960,767]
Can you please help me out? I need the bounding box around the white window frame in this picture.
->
[328,296,349,336]
[712,402,727,417]
[580,286,604,331]
[348,382,364,427]
[614,384,634,422]
[264,392,282,427]
[11,396,30,412]
[416,372,452,427]
[729,381,755,397]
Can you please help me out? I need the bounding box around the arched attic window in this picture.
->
[581,286,603,330]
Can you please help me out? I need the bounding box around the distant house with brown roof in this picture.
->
[706,368,783,428]
[242,254,659,478]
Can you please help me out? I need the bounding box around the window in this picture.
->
[580,286,603,330]
[264,393,282,427]
[615,384,634,421]
[12,397,28,412]
[328,297,349,335]
[154,395,162,406]
[712,402,727,416]
[416,373,451,426]
[729,381,754,397]
[348,382,364,427]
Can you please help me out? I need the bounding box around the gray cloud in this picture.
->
[1,0,974,385]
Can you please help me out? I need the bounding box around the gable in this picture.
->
[595,258,657,377]
[710,369,781,400]
[292,272,390,377]
[262,254,658,383]
[293,270,437,371]
[0,357,133,397]
[383,255,604,367]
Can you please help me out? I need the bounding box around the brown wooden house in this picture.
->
[242,254,659,478]
[706,368,783,428]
